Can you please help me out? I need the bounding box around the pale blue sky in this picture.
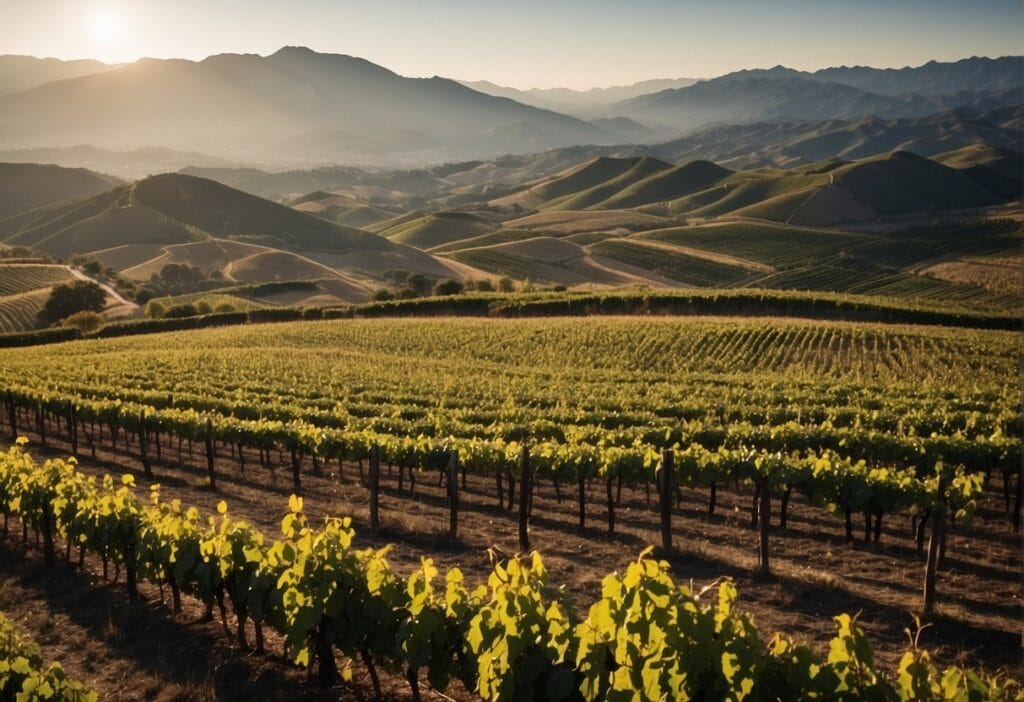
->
[5,0,1022,88]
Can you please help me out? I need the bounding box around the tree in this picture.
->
[372,288,394,302]
[37,281,106,326]
[405,273,432,296]
[432,278,463,296]
[145,300,166,319]
[497,276,515,293]
[61,310,104,334]
[475,279,495,293]
[164,303,199,318]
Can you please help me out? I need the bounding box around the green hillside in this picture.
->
[380,211,496,249]
[599,160,733,209]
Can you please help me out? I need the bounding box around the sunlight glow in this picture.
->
[89,8,123,43]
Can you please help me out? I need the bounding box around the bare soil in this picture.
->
[3,423,1021,700]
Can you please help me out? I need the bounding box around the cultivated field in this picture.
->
[0,316,1019,698]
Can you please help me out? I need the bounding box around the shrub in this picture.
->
[61,310,104,334]
[145,300,166,319]
[372,288,394,302]
[432,278,464,296]
[497,276,515,293]
[164,303,200,319]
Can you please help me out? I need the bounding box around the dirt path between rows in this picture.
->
[4,425,1022,699]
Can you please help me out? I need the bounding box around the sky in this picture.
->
[5,0,1022,89]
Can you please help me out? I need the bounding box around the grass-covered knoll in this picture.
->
[378,211,496,249]
[288,191,401,229]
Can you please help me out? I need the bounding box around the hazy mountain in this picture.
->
[0,47,611,165]
[460,77,697,116]
[0,55,118,96]
[613,72,1021,131]
[812,55,1024,97]
[0,162,123,218]
[651,105,1024,168]
[0,145,237,179]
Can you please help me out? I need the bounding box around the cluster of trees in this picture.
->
[372,270,518,302]
[145,299,239,320]
[37,281,107,330]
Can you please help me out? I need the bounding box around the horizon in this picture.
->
[6,0,1021,90]
[7,46,1020,93]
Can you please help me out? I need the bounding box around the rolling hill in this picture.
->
[0,162,123,218]
[0,172,483,282]
[377,211,498,249]
[489,151,1015,226]
[288,192,402,229]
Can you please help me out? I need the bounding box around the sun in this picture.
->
[89,8,123,42]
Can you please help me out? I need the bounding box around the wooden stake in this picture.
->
[659,449,674,551]
[447,451,458,541]
[369,445,380,535]
[204,418,216,489]
[518,443,530,551]
[923,473,948,617]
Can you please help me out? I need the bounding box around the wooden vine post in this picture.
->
[369,444,381,534]
[139,412,152,478]
[68,403,78,456]
[289,443,302,494]
[923,471,948,618]
[447,450,459,541]
[518,443,530,551]
[659,449,674,551]
[204,417,216,489]
[757,478,771,577]
[6,391,16,439]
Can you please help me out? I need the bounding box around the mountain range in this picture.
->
[0,51,1019,167]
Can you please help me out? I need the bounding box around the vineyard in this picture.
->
[0,316,1020,698]
[0,263,80,333]
[1,442,1021,701]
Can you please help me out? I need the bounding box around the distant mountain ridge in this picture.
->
[1,50,1019,167]
[0,47,614,164]
[0,55,119,96]
[459,77,698,118]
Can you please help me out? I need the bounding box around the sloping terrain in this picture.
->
[378,211,497,249]
[0,262,129,332]
[0,162,122,218]
[442,236,680,287]
[289,192,401,229]
[506,210,677,234]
